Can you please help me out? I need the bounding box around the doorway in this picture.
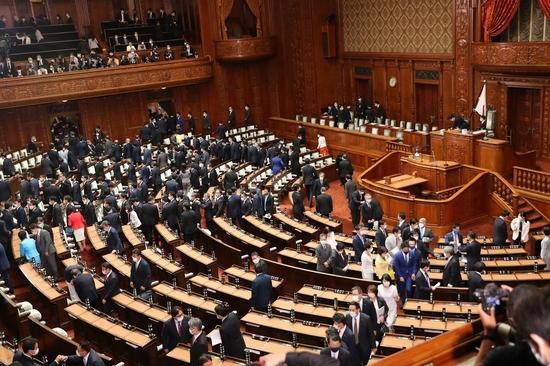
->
[355,79,373,108]
[416,83,439,128]
[507,87,541,153]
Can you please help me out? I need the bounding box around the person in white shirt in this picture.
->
[510,211,530,246]
[361,242,374,280]
[317,132,329,155]
[385,226,402,258]
[126,41,136,52]
[16,32,31,44]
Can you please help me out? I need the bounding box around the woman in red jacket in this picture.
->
[68,208,87,252]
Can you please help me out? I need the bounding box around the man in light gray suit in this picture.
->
[315,233,333,273]
[30,223,58,280]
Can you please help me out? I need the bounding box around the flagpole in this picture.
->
[469,80,487,121]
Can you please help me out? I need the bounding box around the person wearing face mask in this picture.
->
[510,211,530,247]
[162,306,192,353]
[189,317,208,366]
[444,222,463,252]
[320,333,351,366]
[367,285,389,343]
[350,286,378,332]
[417,217,435,244]
[331,313,356,363]
[13,338,55,366]
[101,221,124,255]
[214,304,246,359]
[332,242,349,276]
[63,263,83,301]
[251,263,272,312]
[360,242,374,280]
[393,242,416,308]
[130,248,152,300]
[101,262,120,315]
[345,301,377,365]
[374,220,388,249]
[251,252,269,275]
[361,193,383,230]
[61,340,105,366]
[377,274,399,332]
[71,268,101,309]
[441,245,461,287]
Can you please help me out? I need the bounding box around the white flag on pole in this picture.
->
[474,84,487,116]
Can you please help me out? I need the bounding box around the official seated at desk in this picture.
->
[448,114,470,130]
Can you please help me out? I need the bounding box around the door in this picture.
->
[416,83,439,129]
[355,79,372,109]
[508,88,541,153]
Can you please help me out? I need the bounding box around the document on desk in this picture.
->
[209,329,222,346]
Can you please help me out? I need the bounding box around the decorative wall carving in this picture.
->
[354,67,373,76]
[448,142,467,164]
[416,70,440,80]
[214,36,277,63]
[472,43,550,70]
[454,0,471,116]
[0,59,214,109]
[342,0,453,54]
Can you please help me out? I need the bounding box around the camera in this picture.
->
[475,283,510,315]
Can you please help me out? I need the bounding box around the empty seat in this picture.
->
[376,117,383,124]
[338,122,345,129]
[311,117,317,124]
[329,121,335,127]
[371,127,379,135]
[320,119,326,125]
[391,120,396,127]
[423,124,429,132]
[354,118,359,124]
[12,152,20,160]
[21,161,28,170]
[355,125,360,131]
[302,116,308,123]
[296,114,301,121]
[385,118,390,125]
[383,129,391,137]
[396,131,404,141]
[360,125,367,132]
[406,122,413,130]
[400,121,406,128]
[359,118,365,126]
[348,124,355,130]
[415,123,421,131]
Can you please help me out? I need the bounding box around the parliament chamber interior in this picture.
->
[0,0,550,365]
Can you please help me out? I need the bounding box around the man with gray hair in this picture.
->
[442,246,461,287]
[315,233,333,273]
[189,317,208,366]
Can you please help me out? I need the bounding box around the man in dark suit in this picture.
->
[130,249,151,299]
[393,242,416,306]
[212,189,225,218]
[228,106,236,126]
[189,317,208,366]
[180,203,199,243]
[337,155,354,186]
[2,154,15,176]
[352,228,367,262]
[251,252,269,275]
[289,146,301,176]
[226,190,242,225]
[315,233,333,273]
[63,340,105,366]
[332,242,349,276]
[0,240,13,294]
[223,165,238,191]
[72,268,100,309]
[12,338,55,366]
[0,176,11,202]
[418,217,435,245]
[41,156,55,178]
[458,230,482,271]
[214,122,227,139]
[141,196,159,246]
[161,195,180,233]
[30,223,58,280]
[251,263,272,312]
[349,186,364,228]
[415,259,435,300]
[315,187,333,216]
[291,184,305,221]
[49,196,64,228]
[81,195,97,226]
[101,220,124,255]
[205,164,218,189]
[493,210,509,246]
[441,245,461,287]
[444,222,464,251]
[468,262,486,302]
[361,193,384,230]
[262,187,274,219]
[215,304,246,358]
[162,306,192,353]
[345,301,377,365]
[332,313,358,365]
[374,220,388,249]
[302,158,317,208]
[350,286,378,331]
[321,333,351,366]
[100,262,120,315]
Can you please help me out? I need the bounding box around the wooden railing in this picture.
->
[491,172,519,214]
[386,141,412,153]
[514,166,550,195]
[434,185,463,200]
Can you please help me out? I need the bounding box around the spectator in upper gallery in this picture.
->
[0,15,6,28]
[65,12,73,24]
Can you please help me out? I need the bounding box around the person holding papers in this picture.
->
[415,259,438,300]
[367,285,388,343]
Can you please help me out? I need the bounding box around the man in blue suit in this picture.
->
[101,262,120,315]
[444,222,463,251]
[130,248,151,299]
[393,242,416,308]
[251,262,272,312]
[352,227,367,262]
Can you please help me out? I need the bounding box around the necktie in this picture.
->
[424,271,429,283]
[192,336,196,345]
[176,320,181,336]
[37,231,40,243]
[354,317,359,344]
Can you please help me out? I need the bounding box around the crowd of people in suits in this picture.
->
[321,98,386,129]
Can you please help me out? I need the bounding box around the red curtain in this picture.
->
[218,0,235,40]
[481,0,521,41]
[538,0,550,21]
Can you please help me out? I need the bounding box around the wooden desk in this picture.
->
[0,343,16,365]
[399,154,461,192]
[376,174,428,194]
[0,287,31,341]
[65,303,157,366]
[189,273,252,315]
[243,216,296,251]
[152,281,221,331]
[403,299,478,319]
[379,333,427,355]
[213,217,273,260]
[196,226,246,268]
[434,246,527,258]
[271,297,346,323]
[112,290,171,337]
[87,225,109,255]
[176,243,218,275]
[122,225,146,250]
[296,284,352,309]
[393,315,468,337]
[18,263,69,326]
[11,228,21,261]
[52,227,70,259]
[155,224,181,259]
[141,248,186,286]
[167,346,243,366]
[224,265,284,292]
[303,211,343,233]
[273,212,320,243]
[278,247,363,279]
[241,311,328,347]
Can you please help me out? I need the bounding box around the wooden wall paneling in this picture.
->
[400,61,414,122]
[79,97,106,141]
[0,1,14,28]
[14,0,31,18]
[16,105,50,148]
[88,0,113,39]
[74,0,90,35]
[386,60,399,121]
[1,109,19,151]
[441,61,455,128]
[373,60,387,111]
[454,0,472,117]
[48,0,78,33]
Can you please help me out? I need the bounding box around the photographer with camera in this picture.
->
[474,283,544,366]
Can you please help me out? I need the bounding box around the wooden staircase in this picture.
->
[517,197,546,234]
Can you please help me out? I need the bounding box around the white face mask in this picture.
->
[252,258,259,264]
[352,295,360,302]
[382,281,390,288]
[348,311,357,318]
[176,316,184,322]
[132,257,138,263]
[189,328,194,335]
[102,270,108,275]
[32,348,40,356]
[418,223,424,228]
